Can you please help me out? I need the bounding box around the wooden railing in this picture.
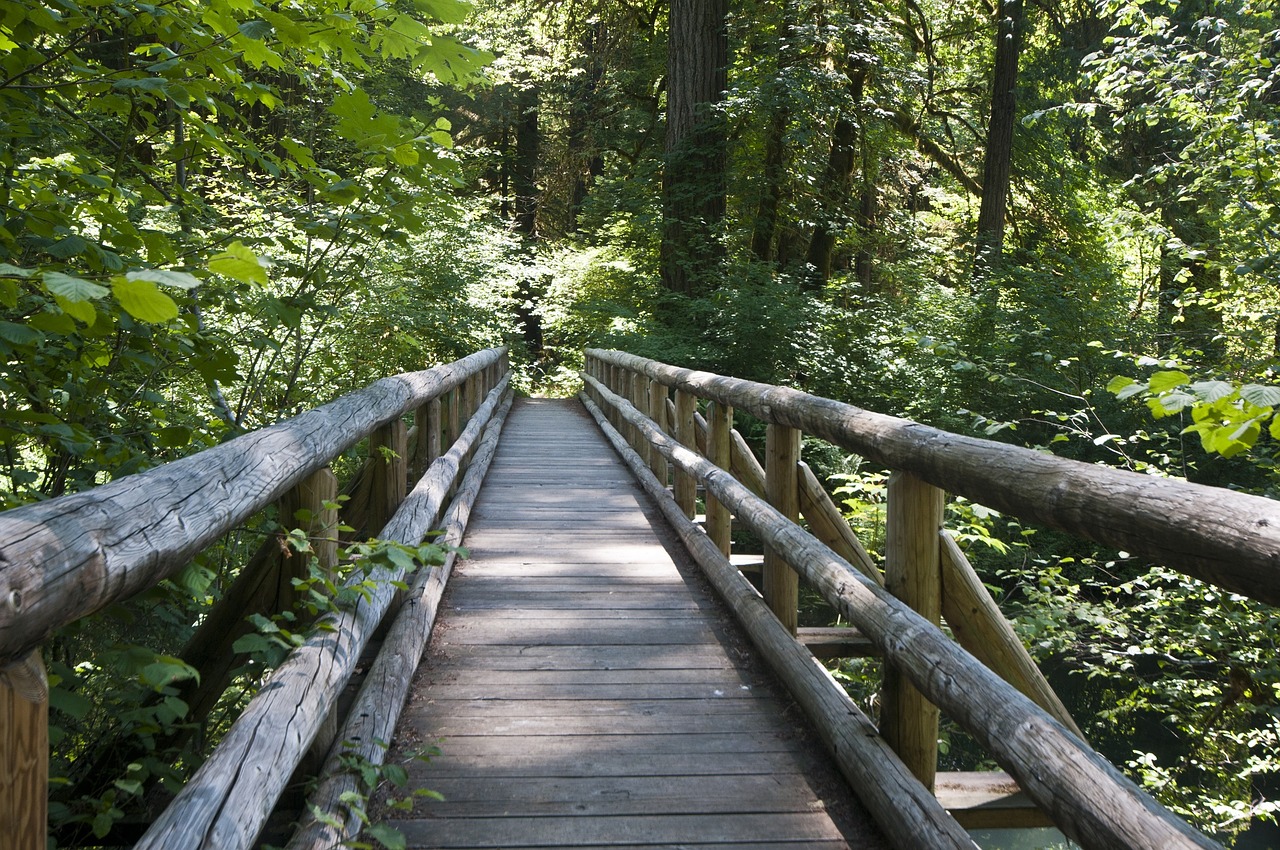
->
[0,347,512,850]
[581,347,1276,850]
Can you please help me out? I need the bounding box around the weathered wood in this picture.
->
[940,531,1084,740]
[135,374,510,850]
[582,372,1220,850]
[280,466,340,580]
[580,391,971,850]
[0,650,46,850]
[936,771,1054,829]
[648,378,668,485]
[369,419,409,534]
[880,471,944,791]
[764,422,801,634]
[377,396,880,850]
[585,348,1280,607]
[386,812,849,846]
[798,626,878,659]
[798,460,882,586]
[285,392,514,850]
[705,401,732,556]
[414,398,441,479]
[674,389,698,517]
[0,347,506,666]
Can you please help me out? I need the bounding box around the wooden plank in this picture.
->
[385,812,849,847]
[705,400,733,555]
[370,397,874,850]
[880,471,944,790]
[413,749,823,778]
[937,770,1054,829]
[422,668,756,687]
[0,651,46,850]
[764,422,801,633]
[673,389,698,517]
[418,773,822,815]
[415,683,762,701]
[417,644,736,671]
[797,626,878,659]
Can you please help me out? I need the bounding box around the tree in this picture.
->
[661,0,730,295]
[974,0,1025,272]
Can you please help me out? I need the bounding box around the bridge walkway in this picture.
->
[377,397,886,849]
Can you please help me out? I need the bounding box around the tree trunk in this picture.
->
[661,0,729,295]
[973,0,1023,273]
[751,104,788,264]
[804,68,866,291]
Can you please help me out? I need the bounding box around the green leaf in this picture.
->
[55,296,97,326]
[0,321,42,346]
[156,425,193,448]
[126,269,202,290]
[112,277,180,323]
[1189,381,1234,403]
[1147,370,1190,392]
[415,0,473,24]
[0,263,34,278]
[365,823,408,850]
[1241,384,1280,407]
[43,272,109,302]
[209,242,269,286]
[29,311,77,334]
[49,687,92,720]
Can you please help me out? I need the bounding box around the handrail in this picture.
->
[585,348,1280,606]
[582,349,1230,850]
[0,347,509,850]
[0,347,507,667]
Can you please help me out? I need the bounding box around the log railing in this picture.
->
[0,347,511,850]
[581,347,1269,850]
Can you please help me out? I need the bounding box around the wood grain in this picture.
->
[582,368,1221,850]
[586,348,1280,607]
[0,348,506,666]
[373,398,881,849]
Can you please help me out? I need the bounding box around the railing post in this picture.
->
[1,650,46,850]
[880,471,945,790]
[764,423,801,633]
[415,397,442,480]
[279,466,340,584]
[648,378,669,484]
[706,401,733,556]
[369,419,408,533]
[673,389,698,518]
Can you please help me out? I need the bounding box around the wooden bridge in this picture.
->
[1,346,1277,849]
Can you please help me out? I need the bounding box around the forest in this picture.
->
[2,0,1280,845]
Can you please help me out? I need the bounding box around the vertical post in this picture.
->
[445,387,460,453]
[706,401,733,556]
[880,471,945,790]
[648,379,669,484]
[369,419,408,533]
[279,466,340,588]
[629,370,646,456]
[416,397,442,478]
[1,650,47,850]
[673,389,698,518]
[764,423,801,633]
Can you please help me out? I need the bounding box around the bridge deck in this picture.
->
[378,398,885,849]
